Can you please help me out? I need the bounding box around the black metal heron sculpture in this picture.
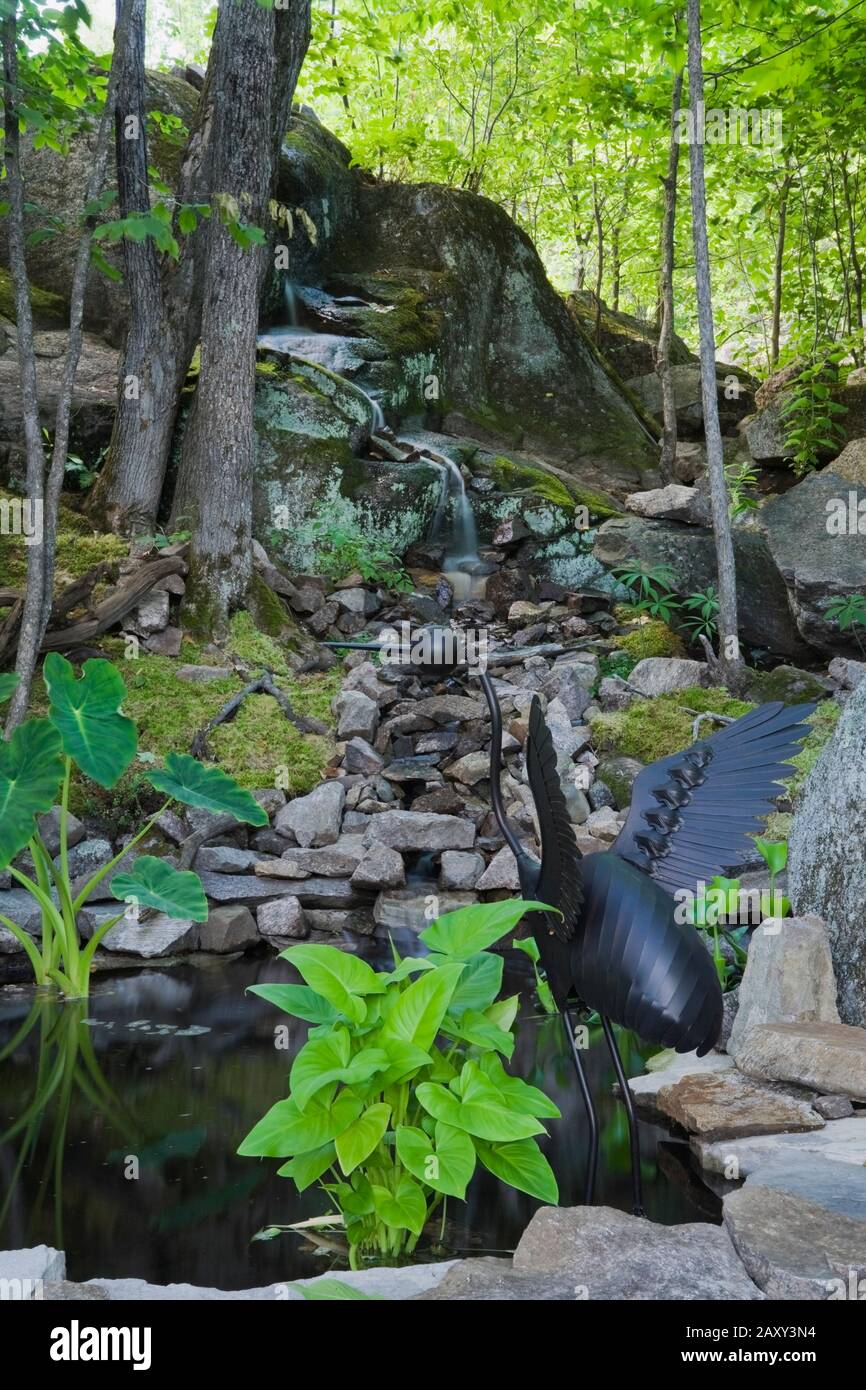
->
[325,629,814,1213]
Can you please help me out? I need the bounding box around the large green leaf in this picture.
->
[445,951,503,1015]
[109,855,208,921]
[288,1279,384,1302]
[291,1031,390,1111]
[0,674,19,705]
[335,1102,391,1175]
[419,899,553,960]
[277,1142,336,1191]
[281,944,385,1024]
[478,1054,561,1118]
[416,1069,545,1143]
[396,1121,476,1198]
[43,653,137,789]
[474,1137,559,1204]
[376,1038,433,1086]
[0,718,64,870]
[371,1174,427,1235]
[147,751,268,826]
[238,1090,364,1157]
[441,1008,514,1058]
[381,961,464,1051]
[247,983,338,1025]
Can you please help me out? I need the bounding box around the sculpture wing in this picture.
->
[611,701,815,897]
[525,695,584,942]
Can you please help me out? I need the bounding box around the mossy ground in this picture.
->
[612,618,685,661]
[0,491,128,595]
[591,687,755,763]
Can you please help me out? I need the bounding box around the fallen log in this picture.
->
[40,554,186,652]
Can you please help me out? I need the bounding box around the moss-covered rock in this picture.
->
[566,291,696,380]
[613,619,685,661]
[745,664,835,705]
[591,687,754,763]
[0,491,127,590]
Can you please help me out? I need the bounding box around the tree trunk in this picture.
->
[3,5,46,732]
[842,161,864,362]
[656,64,684,482]
[171,0,310,634]
[770,172,791,368]
[686,0,743,687]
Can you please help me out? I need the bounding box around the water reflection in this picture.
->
[0,948,718,1289]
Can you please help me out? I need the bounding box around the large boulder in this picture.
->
[789,679,866,1026]
[758,470,866,653]
[627,361,755,438]
[565,290,695,379]
[593,514,806,657]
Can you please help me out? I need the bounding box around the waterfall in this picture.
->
[282,280,299,327]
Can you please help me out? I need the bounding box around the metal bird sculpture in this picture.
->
[323,630,814,1213]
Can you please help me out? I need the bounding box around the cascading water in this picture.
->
[404,437,486,599]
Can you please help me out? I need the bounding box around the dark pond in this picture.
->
[0,944,719,1289]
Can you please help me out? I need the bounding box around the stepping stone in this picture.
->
[656,1071,823,1143]
[724,1154,866,1299]
[418,1206,763,1301]
[628,1048,734,1121]
[694,1114,866,1178]
[734,1021,866,1102]
[728,914,839,1061]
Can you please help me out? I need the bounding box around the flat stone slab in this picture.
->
[734,1022,866,1102]
[628,1048,734,1119]
[418,1206,763,1300]
[693,1115,866,1177]
[724,1154,866,1299]
[200,871,363,908]
[83,1262,456,1301]
[364,810,476,852]
[100,913,199,958]
[0,1246,66,1294]
[657,1071,823,1143]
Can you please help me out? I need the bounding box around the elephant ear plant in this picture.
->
[0,656,267,998]
[239,899,562,1267]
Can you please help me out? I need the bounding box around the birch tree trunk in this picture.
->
[686,0,743,687]
[657,64,683,481]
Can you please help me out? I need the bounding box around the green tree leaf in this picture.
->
[238,1090,363,1157]
[43,653,137,789]
[419,899,552,959]
[474,1136,559,1204]
[335,1102,391,1175]
[445,950,503,1014]
[147,751,268,825]
[110,855,208,921]
[0,718,64,870]
[396,1121,476,1198]
[381,960,465,1051]
[277,1142,336,1191]
[287,1279,384,1301]
[247,983,338,1024]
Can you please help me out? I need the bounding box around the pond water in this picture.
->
[0,946,719,1289]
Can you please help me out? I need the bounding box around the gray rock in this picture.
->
[582,807,620,843]
[656,1069,823,1142]
[734,1022,866,1102]
[628,656,710,696]
[343,737,384,775]
[305,908,376,936]
[627,1049,734,1121]
[275,780,346,848]
[175,664,233,683]
[444,751,489,786]
[694,1115,866,1176]
[597,675,636,711]
[203,871,360,908]
[828,655,866,690]
[350,842,405,889]
[0,924,25,954]
[814,1095,855,1120]
[261,837,366,879]
[439,850,485,891]
[193,846,261,874]
[540,662,592,722]
[36,806,85,856]
[420,1205,762,1300]
[723,1154,866,1299]
[199,905,258,953]
[625,483,710,524]
[728,914,840,1060]
[476,846,520,891]
[334,689,379,741]
[414,694,486,724]
[252,788,287,818]
[373,890,477,930]
[53,837,112,880]
[99,912,199,957]
[84,1262,455,1301]
[128,589,170,636]
[789,681,866,1026]
[341,661,391,705]
[256,896,307,939]
[0,1245,66,1292]
[595,754,644,809]
[365,810,475,852]
[145,625,183,657]
[542,696,589,823]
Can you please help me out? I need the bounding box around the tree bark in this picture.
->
[171,0,310,634]
[656,64,684,482]
[686,0,743,687]
[770,171,791,368]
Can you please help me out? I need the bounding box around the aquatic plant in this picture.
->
[0,656,266,998]
[239,899,561,1267]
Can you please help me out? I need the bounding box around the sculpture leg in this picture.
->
[600,1015,644,1217]
[561,1008,599,1207]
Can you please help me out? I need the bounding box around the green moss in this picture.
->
[227,610,292,676]
[481,454,621,519]
[613,620,685,661]
[746,665,834,706]
[784,700,840,799]
[210,695,332,794]
[591,687,754,763]
[247,573,295,640]
[0,491,127,589]
[0,268,67,326]
[340,273,445,355]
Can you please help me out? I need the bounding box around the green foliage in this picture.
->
[726,460,759,518]
[678,586,720,644]
[591,687,754,764]
[781,346,850,475]
[613,618,685,661]
[512,934,557,1015]
[685,858,791,990]
[613,565,720,646]
[300,515,412,592]
[240,900,560,1266]
[0,655,259,998]
[826,594,866,659]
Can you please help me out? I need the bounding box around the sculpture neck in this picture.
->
[477,669,528,864]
